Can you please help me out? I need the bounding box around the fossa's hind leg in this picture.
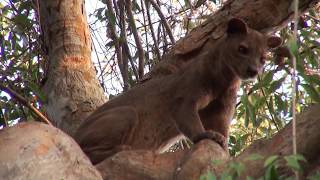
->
[75,106,138,164]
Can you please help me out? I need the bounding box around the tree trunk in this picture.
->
[40,0,106,136]
[96,104,320,179]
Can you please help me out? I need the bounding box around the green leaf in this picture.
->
[300,84,320,103]
[12,14,30,28]
[206,171,216,180]
[27,80,46,103]
[244,109,249,127]
[304,75,320,86]
[229,162,245,176]
[200,175,206,180]
[254,96,267,110]
[284,154,307,171]
[287,35,298,56]
[252,72,273,92]
[200,171,216,180]
[274,94,285,114]
[184,0,188,6]
[264,165,279,180]
[132,0,141,12]
[211,159,223,165]
[220,173,232,180]
[106,9,116,26]
[268,77,286,94]
[241,93,249,126]
[264,155,278,167]
[245,153,264,161]
[263,72,274,86]
[246,177,254,180]
[242,92,256,127]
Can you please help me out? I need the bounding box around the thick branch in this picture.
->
[96,104,320,179]
[234,104,320,178]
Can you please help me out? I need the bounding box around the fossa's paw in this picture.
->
[192,130,228,151]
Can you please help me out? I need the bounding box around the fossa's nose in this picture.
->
[246,67,258,77]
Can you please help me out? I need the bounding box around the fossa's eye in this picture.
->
[238,45,248,54]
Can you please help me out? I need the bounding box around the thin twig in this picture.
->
[105,0,126,86]
[136,7,191,30]
[305,14,320,23]
[146,0,161,62]
[161,21,169,54]
[140,0,151,71]
[125,0,145,79]
[147,0,176,44]
[0,83,52,126]
[119,0,129,90]
[0,108,8,127]
[89,26,121,85]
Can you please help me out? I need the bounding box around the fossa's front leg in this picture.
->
[199,88,238,151]
[173,102,206,142]
[173,101,226,146]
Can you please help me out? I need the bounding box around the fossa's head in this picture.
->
[222,18,282,80]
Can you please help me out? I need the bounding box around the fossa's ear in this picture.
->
[267,36,282,48]
[227,18,248,35]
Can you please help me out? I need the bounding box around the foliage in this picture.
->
[0,0,44,127]
[200,154,314,180]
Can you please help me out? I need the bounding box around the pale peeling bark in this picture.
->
[0,122,102,180]
[40,0,106,136]
[96,104,320,179]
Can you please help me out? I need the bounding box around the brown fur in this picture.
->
[75,18,282,164]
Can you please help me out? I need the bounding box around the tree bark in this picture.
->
[96,104,320,179]
[40,0,106,136]
[0,122,102,180]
